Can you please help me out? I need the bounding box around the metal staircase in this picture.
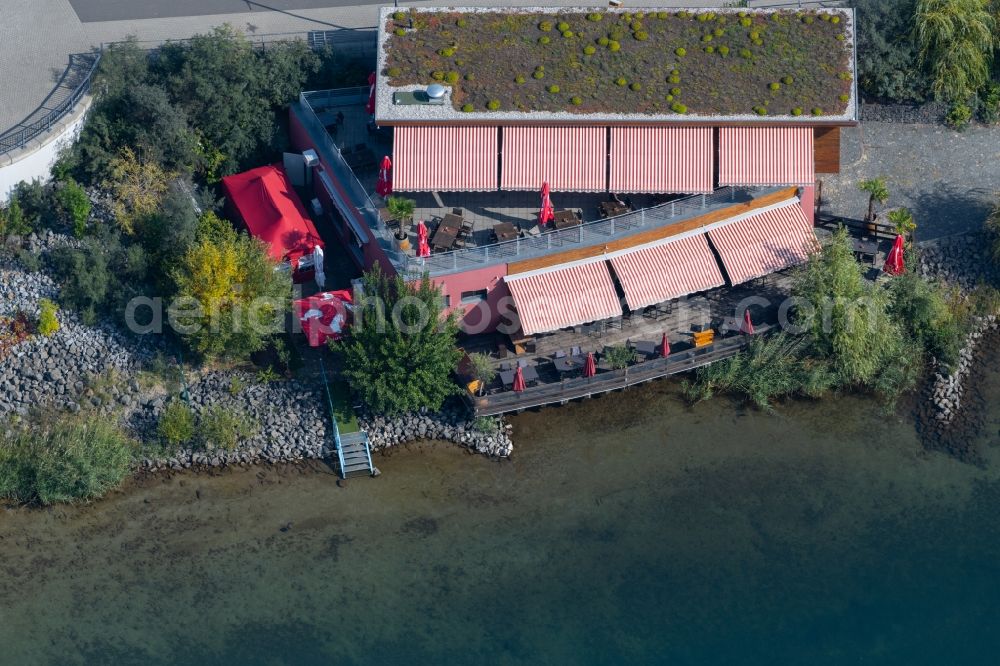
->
[321,357,377,478]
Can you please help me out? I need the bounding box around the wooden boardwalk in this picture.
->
[464,332,756,417]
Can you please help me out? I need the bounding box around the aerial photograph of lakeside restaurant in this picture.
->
[290,5,857,414]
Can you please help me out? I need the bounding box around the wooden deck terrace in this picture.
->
[463,330,759,417]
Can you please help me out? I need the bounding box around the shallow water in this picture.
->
[2,369,1000,664]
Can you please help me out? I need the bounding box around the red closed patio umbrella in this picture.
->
[883,234,905,275]
[659,332,671,357]
[375,156,392,197]
[366,71,377,115]
[740,309,755,335]
[539,181,555,226]
[583,352,596,378]
[416,220,430,258]
[512,366,526,392]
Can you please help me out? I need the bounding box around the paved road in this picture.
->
[67,0,384,23]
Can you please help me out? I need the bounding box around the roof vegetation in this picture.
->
[382,8,853,117]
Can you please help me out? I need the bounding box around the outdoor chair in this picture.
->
[570,345,582,357]
[554,350,566,358]
[452,208,464,217]
[517,359,529,368]
[460,220,474,236]
[497,343,509,359]
[499,361,513,371]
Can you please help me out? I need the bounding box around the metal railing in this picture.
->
[0,52,101,156]
[300,87,778,279]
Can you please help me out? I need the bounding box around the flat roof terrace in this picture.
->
[376,6,857,124]
[298,89,770,279]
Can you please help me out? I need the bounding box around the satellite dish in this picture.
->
[426,84,446,99]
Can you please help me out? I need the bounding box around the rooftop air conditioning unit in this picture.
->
[302,149,319,167]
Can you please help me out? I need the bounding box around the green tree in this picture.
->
[858,177,890,223]
[916,0,997,103]
[853,0,931,103]
[0,199,32,239]
[792,228,919,394]
[889,270,963,368]
[603,345,636,370]
[468,352,496,395]
[386,196,416,239]
[336,267,462,415]
[171,225,291,360]
[105,147,174,234]
[887,207,917,236]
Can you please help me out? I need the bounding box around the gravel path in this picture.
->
[820,122,1000,241]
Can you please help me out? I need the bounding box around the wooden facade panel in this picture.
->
[506,187,799,275]
[814,127,840,174]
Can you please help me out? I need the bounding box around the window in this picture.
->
[460,289,488,304]
[441,294,452,308]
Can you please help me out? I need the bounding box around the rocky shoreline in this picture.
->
[1,234,512,475]
[914,232,1000,462]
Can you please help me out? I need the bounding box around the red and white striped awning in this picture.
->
[707,199,818,285]
[501,127,606,192]
[393,126,498,191]
[609,127,713,194]
[505,260,622,335]
[608,234,725,311]
[718,127,815,186]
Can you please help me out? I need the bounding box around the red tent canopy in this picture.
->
[222,164,323,279]
[293,290,353,347]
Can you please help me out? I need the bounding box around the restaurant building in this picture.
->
[288,6,857,337]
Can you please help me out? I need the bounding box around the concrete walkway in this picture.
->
[820,122,1000,241]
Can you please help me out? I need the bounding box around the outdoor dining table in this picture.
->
[431,224,459,251]
[851,237,879,265]
[553,355,586,374]
[630,340,657,357]
[552,210,581,230]
[499,365,539,388]
[599,201,629,218]
[493,222,519,243]
[441,213,464,231]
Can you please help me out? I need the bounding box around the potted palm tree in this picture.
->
[469,352,496,396]
[858,177,889,233]
[887,207,916,239]
[386,196,416,243]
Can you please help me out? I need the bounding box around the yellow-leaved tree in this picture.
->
[105,147,174,234]
[171,222,291,360]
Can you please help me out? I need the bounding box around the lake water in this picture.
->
[2,366,1000,664]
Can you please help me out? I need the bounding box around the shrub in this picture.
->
[670,87,681,96]
[740,48,752,59]
[945,102,972,131]
[755,106,768,115]
[668,74,681,84]
[701,34,713,42]
[456,18,467,28]
[740,17,752,27]
[665,94,674,101]
[538,21,552,32]
[811,107,823,115]
[839,71,853,81]
[752,38,764,46]
[782,75,794,85]
[431,70,445,80]
[562,30,574,39]
[464,73,475,81]
[393,11,405,20]
[769,82,781,91]
[532,70,545,79]
[394,28,406,37]
[386,67,401,77]
[634,31,649,41]
[199,405,256,452]
[583,45,596,55]
[839,93,851,102]
[37,299,59,336]
[792,107,804,116]
[704,46,715,54]
[515,75,526,84]
[445,71,460,84]
[158,400,195,447]
[821,13,831,22]
[830,15,840,24]
[749,30,760,40]
[630,82,642,91]
[714,27,724,37]
[487,100,500,110]
[539,35,550,44]
[587,13,603,22]
[675,47,686,57]
[657,12,669,20]
[615,77,628,87]
[671,102,687,113]
[571,96,582,106]
[980,82,1000,124]
[438,47,455,57]
[547,85,560,93]
[461,103,474,112]
[609,40,621,52]
[56,180,91,238]
[603,345,636,369]
[0,417,133,505]
[556,21,570,32]
[803,16,814,24]
[718,46,729,55]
